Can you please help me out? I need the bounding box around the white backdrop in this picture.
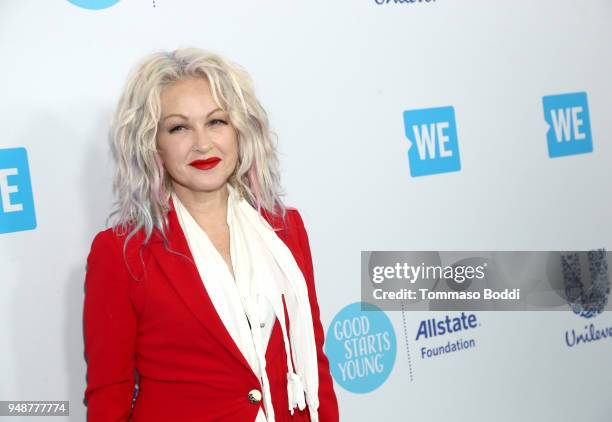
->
[1,0,611,420]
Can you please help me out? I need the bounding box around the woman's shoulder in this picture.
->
[261,205,307,237]
[87,224,150,262]
[285,207,309,243]
[86,225,153,281]
[272,207,316,281]
[262,206,314,266]
[90,224,144,245]
[285,206,306,227]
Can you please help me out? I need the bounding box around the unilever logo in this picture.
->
[402,106,461,177]
[0,148,36,234]
[67,0,120,10]
[543,92,592,158]
[561,250,609,319]
[563,251,611,348]
[324,302,396,393]
[565,323,612,348]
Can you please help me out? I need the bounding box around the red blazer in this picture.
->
[83,202,339,422]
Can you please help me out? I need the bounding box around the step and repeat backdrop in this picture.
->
[1,0,611,420]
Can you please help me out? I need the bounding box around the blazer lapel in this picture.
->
[260,207,291,362]
[148,199,294,372]
[148,199,254,374]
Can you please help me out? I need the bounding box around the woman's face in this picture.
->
[156,76,238,197]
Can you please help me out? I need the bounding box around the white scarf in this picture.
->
[172,184,320,422]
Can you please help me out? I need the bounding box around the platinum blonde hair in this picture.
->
[108,47,287,245]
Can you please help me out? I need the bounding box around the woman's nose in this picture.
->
[192,126,213,152]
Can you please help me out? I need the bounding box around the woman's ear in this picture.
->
[154,151,165,170]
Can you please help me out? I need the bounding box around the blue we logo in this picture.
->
[402,106,461,177]
[0,148,36,234]
[67,0,120,9]
[543,92,592,158]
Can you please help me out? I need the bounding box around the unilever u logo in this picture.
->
[0,148,36,234]
[403,106,461,177]
[67,0,120,10]
[561,250,609,319]
[543,92,593,158]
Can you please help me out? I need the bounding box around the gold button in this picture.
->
[248,389,262,404]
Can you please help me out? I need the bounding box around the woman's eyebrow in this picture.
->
[161,108,222,123]
[162,113,188,122]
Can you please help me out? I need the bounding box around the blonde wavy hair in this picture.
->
[108,47,287,246]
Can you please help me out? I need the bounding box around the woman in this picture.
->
[83,48,339,422]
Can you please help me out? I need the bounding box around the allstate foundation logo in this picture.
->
[415,312,480,359]
[403,106,461,177]
[543,92,592,158]
[67,0,120,10]
[325,302,396,393]
[0,148,36,234]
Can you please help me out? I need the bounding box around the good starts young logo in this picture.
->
[325,302,396,393]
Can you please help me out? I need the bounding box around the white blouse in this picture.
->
[173,191,280,421]
[172,183,320,422]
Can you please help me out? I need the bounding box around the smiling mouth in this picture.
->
[189,157,221,170]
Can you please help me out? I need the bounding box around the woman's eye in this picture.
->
[209,119,227,126]
[169,125,186,133]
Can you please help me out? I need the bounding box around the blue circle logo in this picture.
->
[324,302,396,393]
[67,0,120,10]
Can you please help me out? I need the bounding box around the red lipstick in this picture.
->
[189,157,221,170]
